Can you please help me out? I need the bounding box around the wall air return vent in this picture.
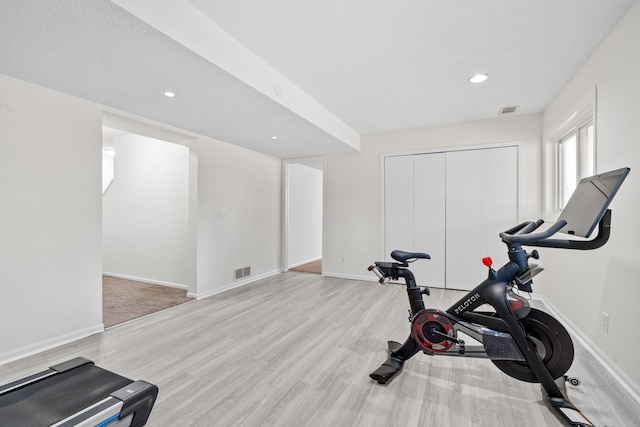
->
[499,105,519,115]
[234,266,252,281]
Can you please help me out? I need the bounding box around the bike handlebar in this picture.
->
[500,209,612,250]
[502,218,546,236]
[500,219,567,244]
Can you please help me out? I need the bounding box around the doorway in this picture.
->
[283,158,325,274]
[101,118,194,327]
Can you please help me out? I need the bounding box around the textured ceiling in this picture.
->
[189,0,636,134]
[0,0,356,158]
[1,0,636,158]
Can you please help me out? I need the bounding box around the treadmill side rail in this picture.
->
[0,357,94,396]
[0,368,57,395]
[51,397,123,427]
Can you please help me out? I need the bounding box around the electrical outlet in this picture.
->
[602,312,609,333]
[340,256,346,264]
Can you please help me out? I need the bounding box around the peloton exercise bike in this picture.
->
[368,167,630,427]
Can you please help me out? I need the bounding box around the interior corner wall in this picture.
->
[186,142,199,296]
[0,75,103,362]
[540,1,640,388]
[195,137,282,298]
[323,113,543,280]
[287,163,323,268]
[102,134,189,287]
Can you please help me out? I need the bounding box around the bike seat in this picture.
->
[391,250,431,263]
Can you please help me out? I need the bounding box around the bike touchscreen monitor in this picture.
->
[558,167,630,238]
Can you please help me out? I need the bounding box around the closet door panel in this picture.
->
[384,156,414,261]
[445,146,518,290]
[445,150,484,290]
[413,153,446,287]
[479,147,518,270]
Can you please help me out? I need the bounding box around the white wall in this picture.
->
[540,1,640,388]
[324,114,543,280]
[0,74,283,361]
[0,75,103,361]
[287,162,323,268]
[102,134,189,287]
[195,137,282,298]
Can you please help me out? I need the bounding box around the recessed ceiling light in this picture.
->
[271,136,278,140]
[161,91,176,98]
[469,74,488,83]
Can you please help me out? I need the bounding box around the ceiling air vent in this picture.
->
[499,105,519,115]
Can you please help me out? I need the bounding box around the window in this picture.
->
[557,120,595,209]
[543,87,596,218]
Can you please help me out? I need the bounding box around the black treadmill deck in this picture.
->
[0,362,133,426]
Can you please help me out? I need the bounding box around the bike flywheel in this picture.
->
[492,308,574,383]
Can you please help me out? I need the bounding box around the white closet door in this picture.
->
[479,147,519,272]
[384,156,414,261]
[413,153,446,287]
[445,146,518,290]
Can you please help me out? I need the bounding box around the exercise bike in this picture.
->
[367,167,629,427]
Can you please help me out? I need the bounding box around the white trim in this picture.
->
[544,87,597,142]
[380,140,522,159]
[531,293,640,405]
[282,157,326,273]
[188,269,282,300]
[282,161,290,272]
[380,153,386,261]
[0,324,104,365]
[102,272,187,290]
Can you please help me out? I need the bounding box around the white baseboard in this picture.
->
[102,272,188,290]
[0,323,104,365]
[531,293,640,405]
[189,269,282,300]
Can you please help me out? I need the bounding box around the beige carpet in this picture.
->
[102,276,192,328]
[290,259,322,274]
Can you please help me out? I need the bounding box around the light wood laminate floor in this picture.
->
[1,272,638,426]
